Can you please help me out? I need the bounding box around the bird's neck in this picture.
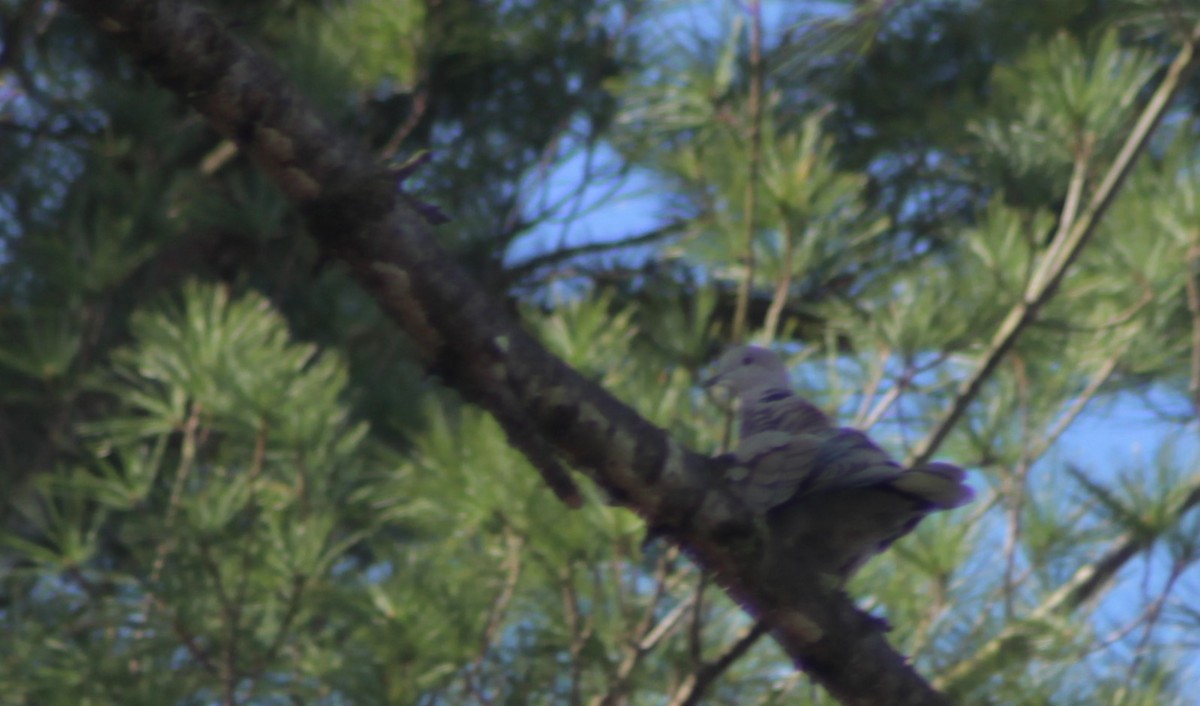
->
[740,383,793,403]
[757,388,794,402]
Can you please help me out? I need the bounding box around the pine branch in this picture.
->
[65,2,955,703]
[731,1,766,343]
[935,477,1200,695]
[505,222,684,284]
[668,619,770,706]
[908,23,1200,466]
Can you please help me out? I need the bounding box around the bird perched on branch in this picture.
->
[705,345,974,583]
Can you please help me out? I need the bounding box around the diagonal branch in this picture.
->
[935,477,1200,695]
[67,2,954,704]
[506,222,685,285]
[668,619,770,706]
[908,24,1200,466]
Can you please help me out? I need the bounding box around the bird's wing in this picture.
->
[726,427,976,503]
[726,430,903,509]
[740,390,832,439]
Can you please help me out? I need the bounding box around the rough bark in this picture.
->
[63,2,955,703]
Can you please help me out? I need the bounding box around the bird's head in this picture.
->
[703,345,792,396]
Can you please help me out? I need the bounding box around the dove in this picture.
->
[704,345,831,438]
[719,428,974,582]
[702,345,974,581]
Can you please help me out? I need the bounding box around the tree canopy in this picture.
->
[2,0,1200,704]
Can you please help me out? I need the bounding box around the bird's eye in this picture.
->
[742,355,753,365]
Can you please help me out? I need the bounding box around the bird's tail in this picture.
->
[891,462,975,509]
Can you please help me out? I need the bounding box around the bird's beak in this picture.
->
[701,372,721,388]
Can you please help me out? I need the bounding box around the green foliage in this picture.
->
[2,283,383,703]
[976,31,1157,191]
[317,0,425,89]
[4,0,1200,704]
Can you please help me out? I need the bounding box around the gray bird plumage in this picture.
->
[705,345,831,438]
[724,429,974,514]
[706,345,974,581]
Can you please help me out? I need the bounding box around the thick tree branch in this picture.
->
[65,2,953,703]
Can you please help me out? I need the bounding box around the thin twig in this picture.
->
[507,223,684,284]
[562,563,587,706]
[853,346,893,427]
[1184,244,1200,416]
[668,620,771,706]
[223,421,270,702]
[463,527,524,701]
[592,550,688,706]
[1031,343,1130,459]
[909,27,1200,466]
[860,353,947,431]
[380,87,429,160]
[762,220,796,344]
[902,574,951,659]
[195,537,240,705]
[130,402,202,673]
[731,0,766,342]
[687,576,708,666]
[1000,458,1029,621]
[1000,356,1033,620]
[1124,560,1188,684]
[638,594,696,652]
[936,479,1200,693]
[1027,135,1093,298]
[480,529,525,657]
